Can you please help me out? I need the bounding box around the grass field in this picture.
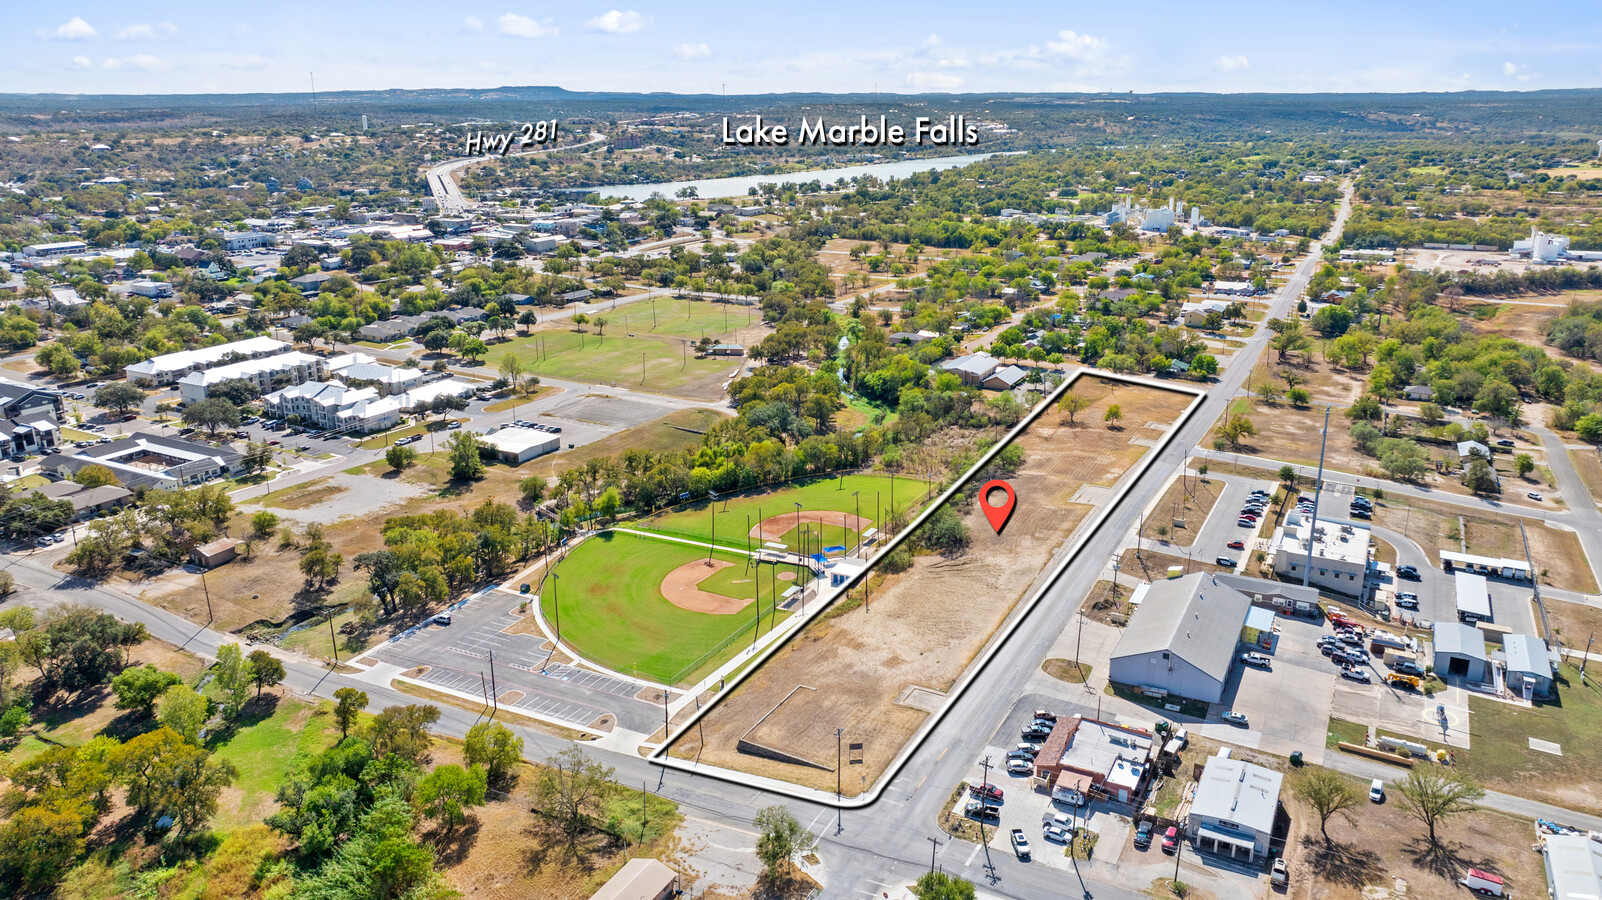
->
[499,301,765,400]
[1464,661,1602,813]
[209,698,337,829]
[542,531,788,684]
[544,408,725,475]
[634,473,925,550]
[772,523,863,554]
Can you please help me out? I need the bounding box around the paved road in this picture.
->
[425,131,607,215]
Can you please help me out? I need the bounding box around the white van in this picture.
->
[1369,779,1385,803]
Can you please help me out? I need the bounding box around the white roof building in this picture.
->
[479,426,560,464]
[1543,833,1602,900]
[126,336,290,384]
[1271,513,1372,597]
[176,351,325,403]
[1187,754,1283,861]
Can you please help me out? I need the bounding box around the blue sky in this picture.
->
[5,2,1600,96]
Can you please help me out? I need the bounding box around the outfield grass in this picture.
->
[773,523,864,554]
[542,531,786,684]
[634,473,926,550]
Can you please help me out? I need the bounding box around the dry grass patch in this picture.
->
[1140,470,1221,548]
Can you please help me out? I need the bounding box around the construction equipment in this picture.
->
[1386,673,1421,690]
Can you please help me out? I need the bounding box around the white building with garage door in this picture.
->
[1186,752,1283,862]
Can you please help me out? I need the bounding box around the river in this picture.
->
[575,151,1018,202]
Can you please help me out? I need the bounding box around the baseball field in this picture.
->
[541,530,793,685]
[633,473,925,552]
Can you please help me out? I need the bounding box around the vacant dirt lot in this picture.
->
[668,378,1195,794]
[1139,470,1220,547]
[1371,494,1596,593]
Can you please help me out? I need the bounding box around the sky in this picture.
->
[4,1,1601,97]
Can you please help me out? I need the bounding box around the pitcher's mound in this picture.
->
[661,558,752,614]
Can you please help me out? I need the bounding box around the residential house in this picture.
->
[176,351,327,403]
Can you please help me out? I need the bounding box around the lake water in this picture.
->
[576,151,1016,202]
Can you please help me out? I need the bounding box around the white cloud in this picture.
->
[1503,61,1535,81]
[115,22,177,41]
[1213,55,1250,73]
[921,34,942,50]
[673,43,711,60]
[906,72,963,89]
[39,17,97,41]
[103,54,171,71]
[585,10,649,33]
[231,23,253,38]
[70,56,92,69]
[221,54,269,71]
[464,16,484,31]
[1045,30,1107,61]
[497,13,558,38]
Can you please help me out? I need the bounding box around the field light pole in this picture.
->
[793,502,803,582]
[835,727,844,834]
[550,573,561,645]
[851,491,860,556]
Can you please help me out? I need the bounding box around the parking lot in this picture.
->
[1208,614,1337,760]
[355,587,664,733]
[1189,474,1279,571]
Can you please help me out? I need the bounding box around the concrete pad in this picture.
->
[1529,737,1563,755]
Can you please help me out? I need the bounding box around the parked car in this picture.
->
[1010,829,1031,861]
[1022,726,1052,741]
[1528,492,1543,501]
[1044,822,1073,843]
[1222,711,1249,727]
[1007,748,1035,762]
[1395,596,1419,610]
[970,782,1003,802]
[1134,821,1154,849]
[1369,778,1386,802]
[1006,759,1033,775]
[1397,565,1421,580]
[432,614,452,626]
[1341,667,1372,683]
[1350,509,1372,520]
[1161,826,1179,853]
[1271,857,1289,887]
[1240,652,1271,668]
[447,421,462,430]
[1237,519,1256,528]
[1496,439,1515,448]
[1227,539,1245,550]
[964,801,999,822]
[1033,709,1057,722]
[1216,556,1237,567]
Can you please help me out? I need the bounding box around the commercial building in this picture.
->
[983,365,1028,391]
[1186,752,1283,862]
[22,481,132,520]
[261,381,402,433]
[125,336,291,385]
[127,279,175,299]
[1542,833,1602,900]
[23,241,88,258]
[1432,621,1489,684]
[1454,571,1493,623]
[177,351,326,403]
[217,231,276,252]
[1440,550,1532,582]
[479,426,560,464]
[1503,633,1557,699]
[327,352,425,395]
[1108,573,1252,704]
[1033,715,1154,806]
[939,352,999,387]
[1271,513,1372,597]
[38,432,245,490]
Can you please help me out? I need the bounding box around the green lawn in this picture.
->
[497,302,756,396]
[633,473,925,551]
[1326,716,1368,749]
[208,698,337,829]
[1462,661,1602,810]
[542,531,785,684]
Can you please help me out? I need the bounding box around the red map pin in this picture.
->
[978,479,1017,534]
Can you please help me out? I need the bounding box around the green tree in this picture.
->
[181,397,241,437]
[0,805,85,893]
[367,704,440,765]
[446,431,486,480]
[519,475,547,505]
[35,342,81,378]
[415,763,487,835]
[1464,457,1501,495]
[464,721,524,788]
[1103,404,1123,428]
[1058,393,1091,425]
[94,381,146,415]
[498,352,525,387]
[213,643,254,719]
[111,664,181,716]
[754,805,818,882]
[247,649,285,697]
[1277,464,1297,488]
[1286,386,1311,407]
[333,687,369,738]
[1394,769,1485,846]
[1292,769,1361,844]
[1345,393,1383,422]
[913,871,977,900]
[156,684,210,743]
[72,463,121,488]
[1515,453,1535,478]
[594,486,622,523]
[1222,415,1258,450]
[535,746,615,848]
[250,510,280,541]
[385,443,418,471]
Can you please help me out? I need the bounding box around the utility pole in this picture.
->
[1173,823,1187,882]
[1582,631,1594,684]
[927,835,942,874]
[978,755,996,879]
[328,614,339,665]
[835,727,844,834]
[488,651,498,715]
[1303,405,1331,588]
[852,491,861,556]
[708,501,715,564]
[550,573,561,644]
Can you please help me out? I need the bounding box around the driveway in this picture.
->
[1186,473,1278,570]
[1210,616,1336,762]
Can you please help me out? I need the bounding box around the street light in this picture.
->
[550,572,561,644]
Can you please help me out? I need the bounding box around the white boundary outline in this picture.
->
[648,367,1207,808]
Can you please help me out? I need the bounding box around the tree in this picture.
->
[213,643,254,719]
[156,684,210,743]
[754,805,818,882]
[1189,354,1218,379]
[367,704,440,764]
[94,381,146,415]
[913,871,977,900]
[519,474,547,505]
[72,463,121,488]
[464,721,524,788]
[247,650,285,697]
[1515,453,1535,478]
[1394,769,1484,846]
[1058,393,1091,425]
[415,763,486,835]
[250,510,280,541]
[35,342,81,378]
[534,746,616,848]
[1286,386,1311,407]
[333,687,369,738]
[1277,464,1297,489]
[1345,393,1383,422]
[207,378,261,408]
[498,353,524,387]
[1222,415,1258,450]
[1103,404,1123,428]
[0,805,85,893]
[1292,769,1361,844]
[1378,438,1430,482]
[385,444,418,471]
[446,431,485,480]
[1419,402,1444,423]
[181,397,241,437]
[111,664,181,716]
[1464,457,1501,495]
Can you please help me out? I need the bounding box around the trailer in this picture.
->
[1461,868,1504,897]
